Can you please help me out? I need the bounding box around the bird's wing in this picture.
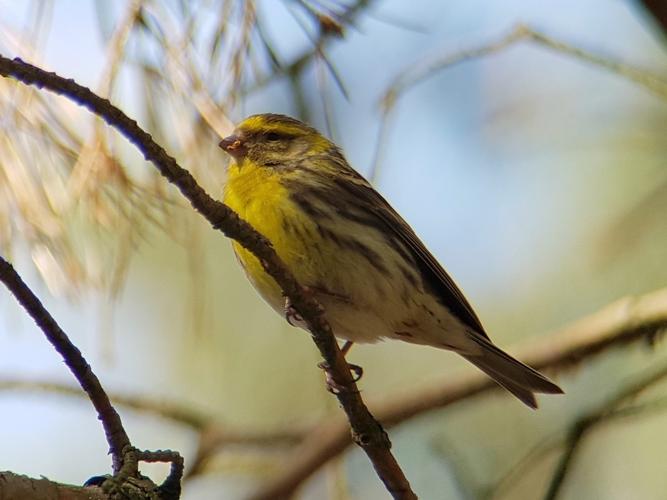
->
[335,170,488,337]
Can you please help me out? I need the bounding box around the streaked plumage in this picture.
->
[220,113,562,408]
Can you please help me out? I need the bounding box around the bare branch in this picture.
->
[371,24,667,179]
[0,54,416,499]
[247,0,375,93]
[96,0,144,97]
[0,256,131,474]
[0,471,107,500]
[383,24,667,110]
[0,377,211,429]
[0,376,306,460]
[185,424,306,481]
[545,362,667,499]
[488,362,667,499]
[252,287,667,499]
[638,0,667,39]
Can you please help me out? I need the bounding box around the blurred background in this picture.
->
[0,0,666,498]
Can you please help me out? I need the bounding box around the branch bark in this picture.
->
[251,287,667,499]
[639,0,667,39]
[0,471,107,500]
[0,257,131,474]
[0,257,185,497]
[0,54,416,499]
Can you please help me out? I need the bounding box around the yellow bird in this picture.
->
[220,113,562,408]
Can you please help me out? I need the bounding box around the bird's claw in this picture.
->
[317,361,363,394]
[349,363,363,382]
[283,296,303,327]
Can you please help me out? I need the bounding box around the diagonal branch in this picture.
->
[0,54,416,499]
[0,257,131,474]
[490,362,667,499]
[638,0,667,39]
[383,24,667,108]
[248,0,375,93]
[544,362,667,500]
[251,287,667,499]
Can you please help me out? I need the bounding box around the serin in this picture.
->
[219,113,562,408]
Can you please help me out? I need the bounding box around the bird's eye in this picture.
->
[265,132,282,141]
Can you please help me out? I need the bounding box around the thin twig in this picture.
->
[367,106,391,182]
[138,448,184,500]
[0,374,307,475]
[97,0,144,98]
[0,54,416,499]
[383,24,667,108]
[0,375,315,483]
[247,0,374,93]
[489,367,667,499]
[251,287,667,499]
[185,423,306,480]
[485,433,562,499]
[371,23,667,182]
[0,256,131,474]
[544,363,667,500]
[0,377,212,429]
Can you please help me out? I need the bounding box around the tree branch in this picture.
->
[490,363,667,499]
[251,287,667,499]
[0,256,131,474]
[0,376,306,479]
[0,471,107,500]
[638,0,667,39]
[383,24,667,108]
[544,362,667,500]
[0,258,185,495]
[0,378,212,429]
[0,54,416,499]
[369,23,667,180]
[247,0,375,94]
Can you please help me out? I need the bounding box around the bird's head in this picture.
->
[219,113,333,168]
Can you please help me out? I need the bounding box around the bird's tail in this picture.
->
[462,336,563,409]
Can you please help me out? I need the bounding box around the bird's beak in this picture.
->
[218,134,247,159]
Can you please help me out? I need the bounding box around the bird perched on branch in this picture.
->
[219,113,562,408]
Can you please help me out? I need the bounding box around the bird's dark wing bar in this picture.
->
[335,170,489,338]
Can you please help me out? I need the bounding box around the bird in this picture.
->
[219,113,563,408]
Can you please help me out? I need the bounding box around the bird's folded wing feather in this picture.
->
[336,170,489,338]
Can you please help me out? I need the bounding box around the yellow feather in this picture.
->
[223,158,316,310]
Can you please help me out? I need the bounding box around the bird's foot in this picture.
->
[283,286,322,327]
[317,361,363,394]
[283,295,303,327]
[348,363,363,382]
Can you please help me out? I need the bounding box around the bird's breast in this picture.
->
[223,162,321,308]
